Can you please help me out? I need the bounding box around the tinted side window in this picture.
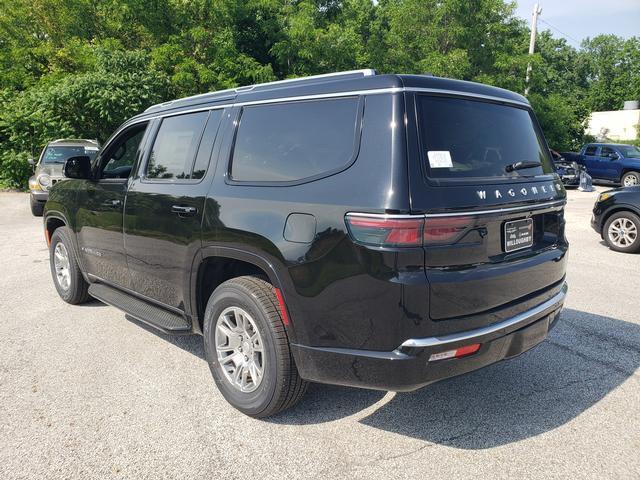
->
[146,111,208,180]
[192,109,223,180]
[231,97,360,182]
[102,123,148,179]
[584,146,598,156]
[600,146,616,157]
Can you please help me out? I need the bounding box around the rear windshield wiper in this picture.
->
[505,161,542,173]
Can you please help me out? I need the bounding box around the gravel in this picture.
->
[0,187,638,479]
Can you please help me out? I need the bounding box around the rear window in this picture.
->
[230,97,360,183]
[417,95,554,180]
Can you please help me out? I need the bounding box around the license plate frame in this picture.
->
[504,218,534,252]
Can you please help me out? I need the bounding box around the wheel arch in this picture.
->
[600,204,640,237]
[190,247,294,338]
[620,168,640,182]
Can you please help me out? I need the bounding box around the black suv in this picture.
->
[44,70,568,417]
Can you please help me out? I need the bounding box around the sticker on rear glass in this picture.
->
[427,151,453,168]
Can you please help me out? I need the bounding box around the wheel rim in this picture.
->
[215,307,265,393]
[623,174,639,187]
[53,242,71,291]
[608,217,638,248]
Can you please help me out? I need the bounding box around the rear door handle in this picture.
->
[171,205,197,217]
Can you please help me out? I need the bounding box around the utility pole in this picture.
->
[524,3,542,96]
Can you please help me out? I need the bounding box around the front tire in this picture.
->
[49,227,91,304]
[603,211,640,253]
[203,276,307,418]
[30,195,44,216]
[621,171,640,187]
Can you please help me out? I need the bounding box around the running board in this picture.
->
[88,283,191,334]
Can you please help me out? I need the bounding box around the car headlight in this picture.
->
[28,177,42,191]
[598,192,614,202]
[37,174,51,187]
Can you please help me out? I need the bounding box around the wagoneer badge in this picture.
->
[477,183,562,200]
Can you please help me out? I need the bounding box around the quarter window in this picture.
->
[146,111,209,180]
[230,97,360,183]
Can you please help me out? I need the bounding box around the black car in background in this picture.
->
[551,149,580,188]
[43,70,568,417]
[592,186,640,253]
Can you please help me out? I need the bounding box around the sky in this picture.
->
[514,0,639,48]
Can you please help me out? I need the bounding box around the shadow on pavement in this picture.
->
[124,309,639,445]
[281,309,640,446]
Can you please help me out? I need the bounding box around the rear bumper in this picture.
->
[292,283,567,391]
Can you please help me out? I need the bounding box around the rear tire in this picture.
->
[621,171,640,187]
[49,227,91,304]
[603,211,640,253]
[30,196,44,216]
[203,276,308,418]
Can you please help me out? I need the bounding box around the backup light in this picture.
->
[428,343,481,362]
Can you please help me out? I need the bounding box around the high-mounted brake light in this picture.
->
[345,215,424,247]
[428,343,481,362]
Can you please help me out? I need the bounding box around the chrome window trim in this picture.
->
[346,200,566,220]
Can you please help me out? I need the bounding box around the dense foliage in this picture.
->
[0,0,638,188]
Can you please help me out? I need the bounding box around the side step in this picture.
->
[88,283,191,334]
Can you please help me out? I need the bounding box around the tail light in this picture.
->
[423,216,472,244]
[345,215,423,247]
[345,214,472,247]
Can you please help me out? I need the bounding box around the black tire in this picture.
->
[30,196,44,216]
[603,211,640,253]
[621,171,640,187]
[49,227,91,304]
[203,276,308,418]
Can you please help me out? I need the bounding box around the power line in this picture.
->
[538,18,582,45]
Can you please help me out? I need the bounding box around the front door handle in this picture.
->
[101,199,121,209]
[171,205,197,217]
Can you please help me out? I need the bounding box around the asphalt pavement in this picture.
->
[0,186,638,479]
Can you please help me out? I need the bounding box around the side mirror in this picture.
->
[608,152,620,160]
[63,156,93,179]
[27,157,35,166]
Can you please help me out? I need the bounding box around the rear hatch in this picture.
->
[408,93,568,321]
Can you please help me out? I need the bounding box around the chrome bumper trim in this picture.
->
[397,283,568,350]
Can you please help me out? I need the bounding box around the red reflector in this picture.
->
[345,215,424,247]
[274,288,291,327]
[454,343,481,358]
[429,343,481,362]
[45,229,51,246]
[423,216,472,244]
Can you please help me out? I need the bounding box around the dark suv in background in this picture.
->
[43,70,568,417]
[28,139,99,216]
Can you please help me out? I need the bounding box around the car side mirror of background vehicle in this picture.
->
[27,157,35,166]
[64,156,93,179]
[609,153,620,160]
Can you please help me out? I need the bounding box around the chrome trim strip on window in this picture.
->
[346,200,566,220]
[396,283,567,350]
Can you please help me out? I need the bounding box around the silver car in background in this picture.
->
[28,139,99,216]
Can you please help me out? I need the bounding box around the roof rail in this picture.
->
[144,69,377,113]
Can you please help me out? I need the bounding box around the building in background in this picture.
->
[587,101,640,141]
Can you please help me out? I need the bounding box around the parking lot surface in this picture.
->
[1,187,638,479]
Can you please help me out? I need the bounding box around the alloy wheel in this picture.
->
[608,217,638,248]
[215,306,265,393]
[53,242,71,291]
